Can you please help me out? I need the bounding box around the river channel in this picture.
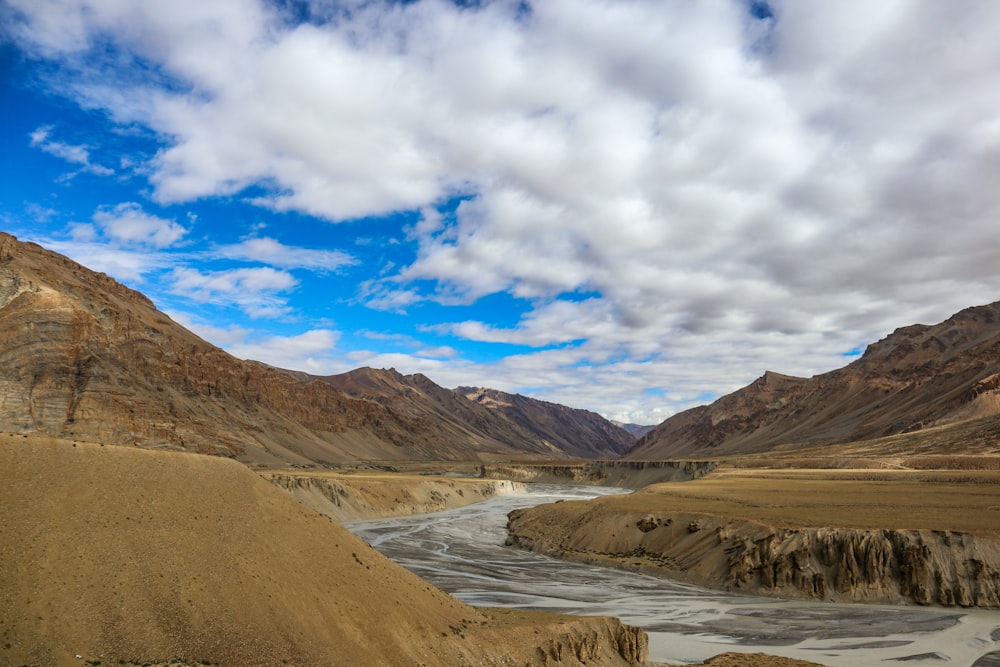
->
[347,484,1000,666]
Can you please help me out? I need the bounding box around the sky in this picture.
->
[1,0,998,426]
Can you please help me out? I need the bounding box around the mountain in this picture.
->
[458,386,636,458]
[0,433,647,666]
[614,421,656,439]
[320,368,568,459]
[628,302,1000,459]
[0,232,605,464]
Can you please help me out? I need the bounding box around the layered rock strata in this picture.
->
[506,505,1000,608]
[266,472,526,521]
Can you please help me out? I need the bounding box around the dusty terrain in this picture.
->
[507,466,1000,607]
[0,432,647,667]
[264,469,527,521]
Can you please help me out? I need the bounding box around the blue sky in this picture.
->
[2,0,999,425]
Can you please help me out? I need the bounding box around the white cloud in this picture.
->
[8,0,1000,422]
[93,202,188,248]
[39,238,175,284]
[166,311,343,374]
[29,125,114,176]
[165,310,253,346]
[168,266,298,318]
[226,329,341,374]
[213,236,355,271]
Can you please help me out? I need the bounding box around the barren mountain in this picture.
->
[0,232,600,464]
[614,421,656,439]
[628,302,1000,458]
[457,386,637,458]
[0,433,647,666]
[322,368,567,459]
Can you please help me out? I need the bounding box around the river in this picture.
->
[346,484,1000,666]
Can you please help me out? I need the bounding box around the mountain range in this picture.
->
[628,302,1000,459]
[0,232,633,464]
[3,231,999,464]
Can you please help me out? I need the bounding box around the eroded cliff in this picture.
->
[266,472,526,521]
[506,504,1000,607]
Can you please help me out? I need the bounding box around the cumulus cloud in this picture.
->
[39,238,176,284]
[225,328,341,374]
[7,0,1000,422]
[168,266,298,318]
[213,236,355,271]
[93,202,188,248]
[168,311,343,374]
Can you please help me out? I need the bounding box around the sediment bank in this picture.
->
[265,470,526,521]
[480,460,717,488]
[506,501,1000,608]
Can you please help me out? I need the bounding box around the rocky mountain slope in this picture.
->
[0,232,623,464]
[321,368,567,459]
[628,302,1000,458]
[458,386,636,458]
[0,433,647,666]
[615,421,656,439]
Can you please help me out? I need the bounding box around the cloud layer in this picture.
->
[7,0,1000,423]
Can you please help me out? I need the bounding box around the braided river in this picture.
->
[348,484,1000,666]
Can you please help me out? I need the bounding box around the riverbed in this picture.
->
[347,484,1000,666]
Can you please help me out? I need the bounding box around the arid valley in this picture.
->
[5,1,1000,664]
[3,230,1000,667]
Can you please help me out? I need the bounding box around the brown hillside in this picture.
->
[628,302,1000,458]
[0,232,597,464]
[322,368,567,459]
[457,386,636,458]
[0,433,647,666]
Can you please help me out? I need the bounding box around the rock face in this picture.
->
[0,232,620,464]
[480,460,718,488]
[506,504,1000,608]
[629,303,1000,458]
[458,386,637,458]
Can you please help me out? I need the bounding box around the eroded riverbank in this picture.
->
[263,469,525,521]
[347,485,1000,666]
[506,471,1000,608]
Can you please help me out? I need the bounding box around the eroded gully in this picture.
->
[347,484,1000,666]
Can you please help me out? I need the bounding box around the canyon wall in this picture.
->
[480,460,718,488]
[506,504,1000,608]
[266,473,526,521]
